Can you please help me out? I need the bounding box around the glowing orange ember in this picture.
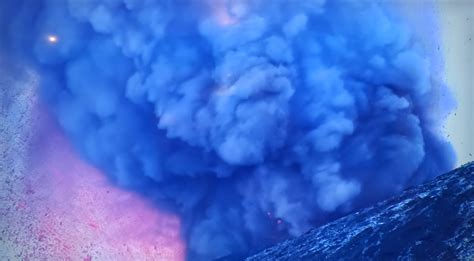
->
[47,35,58,43]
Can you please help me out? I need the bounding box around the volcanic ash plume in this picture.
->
[1,0,455,259]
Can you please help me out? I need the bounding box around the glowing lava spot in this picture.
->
[46,34,58,43]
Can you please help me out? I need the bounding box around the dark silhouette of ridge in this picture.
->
[245,162,474,260]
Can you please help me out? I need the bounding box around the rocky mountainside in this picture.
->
[246,162,474,260]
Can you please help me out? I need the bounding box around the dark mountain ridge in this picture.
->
[246,162,474,260]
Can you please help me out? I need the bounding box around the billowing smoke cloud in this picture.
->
[1,0,455,259]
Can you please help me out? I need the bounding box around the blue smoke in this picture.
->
[1,0,455,259]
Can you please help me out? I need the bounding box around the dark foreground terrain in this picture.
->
[247,162,474,260]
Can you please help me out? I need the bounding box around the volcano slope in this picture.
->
[247,162,474,260]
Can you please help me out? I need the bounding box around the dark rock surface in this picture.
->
[247,162,474,260]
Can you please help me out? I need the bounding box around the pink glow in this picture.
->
[22,108,185,260]
[212,1,239,26]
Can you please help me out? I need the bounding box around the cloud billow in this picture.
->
[1,0,455,259]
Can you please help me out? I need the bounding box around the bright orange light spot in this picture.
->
[47,35,58,43]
